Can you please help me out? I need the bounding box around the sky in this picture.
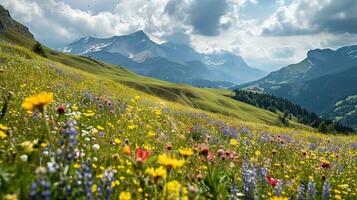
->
[2,0,357,71]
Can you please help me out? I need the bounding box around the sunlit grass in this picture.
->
[0,43,356,199]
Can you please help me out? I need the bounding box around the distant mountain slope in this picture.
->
[0,5,34,39]
[61,31,266,86]
[239,45,357,129]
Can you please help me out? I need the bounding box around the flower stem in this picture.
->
[43,108,53,150]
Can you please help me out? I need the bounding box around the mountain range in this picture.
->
[239,45,357,129]
[60,31,266,87]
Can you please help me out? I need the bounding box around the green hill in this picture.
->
[0,20,294,128]
[239,46,357,129]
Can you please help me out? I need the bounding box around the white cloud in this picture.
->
[1,0,357,72]
[261,0,357,36]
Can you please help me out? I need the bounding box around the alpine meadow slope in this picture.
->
[1,4,357,200]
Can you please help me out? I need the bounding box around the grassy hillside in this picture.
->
[0,40,356,199]
[0,30,296,127]
[238,46,357,130]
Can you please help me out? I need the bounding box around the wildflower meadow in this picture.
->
[0,44,356,200]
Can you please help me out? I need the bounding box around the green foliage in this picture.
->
[318,121,328,133]
[232,89,354,133]
[32,42,46,57]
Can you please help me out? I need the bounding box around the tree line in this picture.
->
[232,89,354,134]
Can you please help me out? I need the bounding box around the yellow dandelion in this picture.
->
[21,92,53,111]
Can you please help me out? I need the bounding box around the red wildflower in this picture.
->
[135,148,150,163]
[56,105,65,114]
[266,176,278,187]
[207,152,215,161]
[165,143,172,151]
[199,144,209,156]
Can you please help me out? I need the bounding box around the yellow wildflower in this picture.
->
[114,138,122,144]
[0,124,8,131]
[158,154,185,169]
[147,130,156,138]
[96,125,104,131]
[20,141,35,153]
[4,194,18,200]
[146,166,167,180]
[74,114,81,120]
[269,197,289,200]
[128,125,136,130]
[179,148,194,157]
[72,105,78,111]
[334,189,341,194]
[40,142,48,148]
[255,150,261,156]
[164,180,188,200]
[21,92,53,111]
[230,139,238,145]
[0,130,7,139]
[154,109,161,115]
[73,163,81,169]
[84,111,95,117]
[92,184,97,193]
[123,145,131,155]
[119,191,131,200]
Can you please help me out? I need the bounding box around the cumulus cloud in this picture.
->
[261,0,357,36]
[189,0,229,35]
[1,0,356,72]
[2,0,250,47]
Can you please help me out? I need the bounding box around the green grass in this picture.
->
[0,41,356,200]
[0,31,298,128]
